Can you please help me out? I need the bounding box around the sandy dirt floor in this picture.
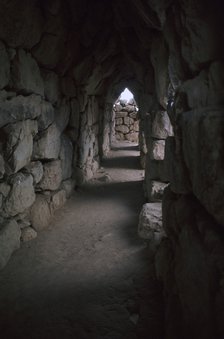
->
[0,141,164,339]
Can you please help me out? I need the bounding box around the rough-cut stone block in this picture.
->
[115,112,128,118]
[129,112,138,119]
[123,104,135,113]
[42,70,60,105]
[59,135,73,180]
[180,107,224,226]
[147,180,169,202]
[0,219,21,270]
[50,189,66,211]
[55,98,70,132]
[0,154,5,179]
[150,140,165,160]
[152,111,173,139]
[38,101,55,131]
[33,123,61,160]
[115,118,123,125]
[30,194,52,231]
[138,203,165,243]
[21,227,37,242]
[164,137,191,194]
[61,179,76,198]
[125,132,139,142]
[124,117,134,125]
[4,120,38,173]
[115,125,129,134]
[0,41,10,89]
[0,95,42,128]
[4,174,35,217]
[133,121,139,132]
[0,183,10,198]
[38,160,62,191]
[11,49,44,96]
[25,161,43,185]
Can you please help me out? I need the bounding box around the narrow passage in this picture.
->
[0,141,163,339]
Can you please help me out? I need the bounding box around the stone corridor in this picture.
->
[0,142,163,339]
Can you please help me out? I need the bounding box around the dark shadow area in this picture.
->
[111,145,139,152]
[102,155,140,170]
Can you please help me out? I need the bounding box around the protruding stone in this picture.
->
[38,160,62,191]
[138,203,165,244]
[147,180,169,202]
[25,161,43,185]
[4,120,38,173]
[50,189,66,211]
[21,227,37,242]
[37,101,55,131]
[30,194,52,231]
[150,140,165,161]
[11,49,44,96]
[4,174,35,217]
[0,219,21,270]
[152,111,173,139]
[33,123,61,160]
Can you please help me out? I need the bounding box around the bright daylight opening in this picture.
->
[119,88,134,102]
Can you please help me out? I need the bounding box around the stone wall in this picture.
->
[113,99,139,143]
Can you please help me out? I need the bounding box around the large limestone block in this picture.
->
[21,227,37,242]
[11,49,44,96]
[124,117,134,125]
[133,121,139,132]
[25,161,43,185]
[0,95,42,128]
[42,70,60,105]
[30,194,52,231]
[164,137,191,194]
[138,203,165,243]
[150,140,165,160]
[125,132,139,142]
[33,123,61,160]
[0,42,10,89]
[116,112,128,118]
[115,125,129,134]
[115,118,123,125]
[59,135,73,180]
[37,101,55,131]
[4,173,35,216]
[4,120,38,173]
[38,160,62,191]
[50,189,66,211]
[180,107,224,226]
[152,111,173,139]
[0,220,21,270]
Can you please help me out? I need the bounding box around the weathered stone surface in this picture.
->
[129,112,138,119]
[38,101,55,131]
[115,125,129,134]
[133,121,139,132]
[4,174,35,217]
[150,140,165,160]
[180,107,224,226]
[152,111,173,139]
[115,112,128,118]
[138,203,164,243]
[38,160,62,191]
[0,95,42,128]
[0,183,10,198]
[0,154,5,179]
[124,117,134,125]
[61,179,76,198]
[25,161,43,185]
[164,137,191,194]
[50,189,66,211]
[0,42,10,89]
[42,70,60,105]
[147,180,168,202]
[55,99,70,132]
[11,49,44,96]
[21,227,37,242]
[30,194,52,231]
[33,123,61,160]
[125,132,139,142]
[0,219,21,270]
[4,120,38,173]
[115,118,123,125]
[59,135,73,180]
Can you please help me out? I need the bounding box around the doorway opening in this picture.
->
[112,88,139,144]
